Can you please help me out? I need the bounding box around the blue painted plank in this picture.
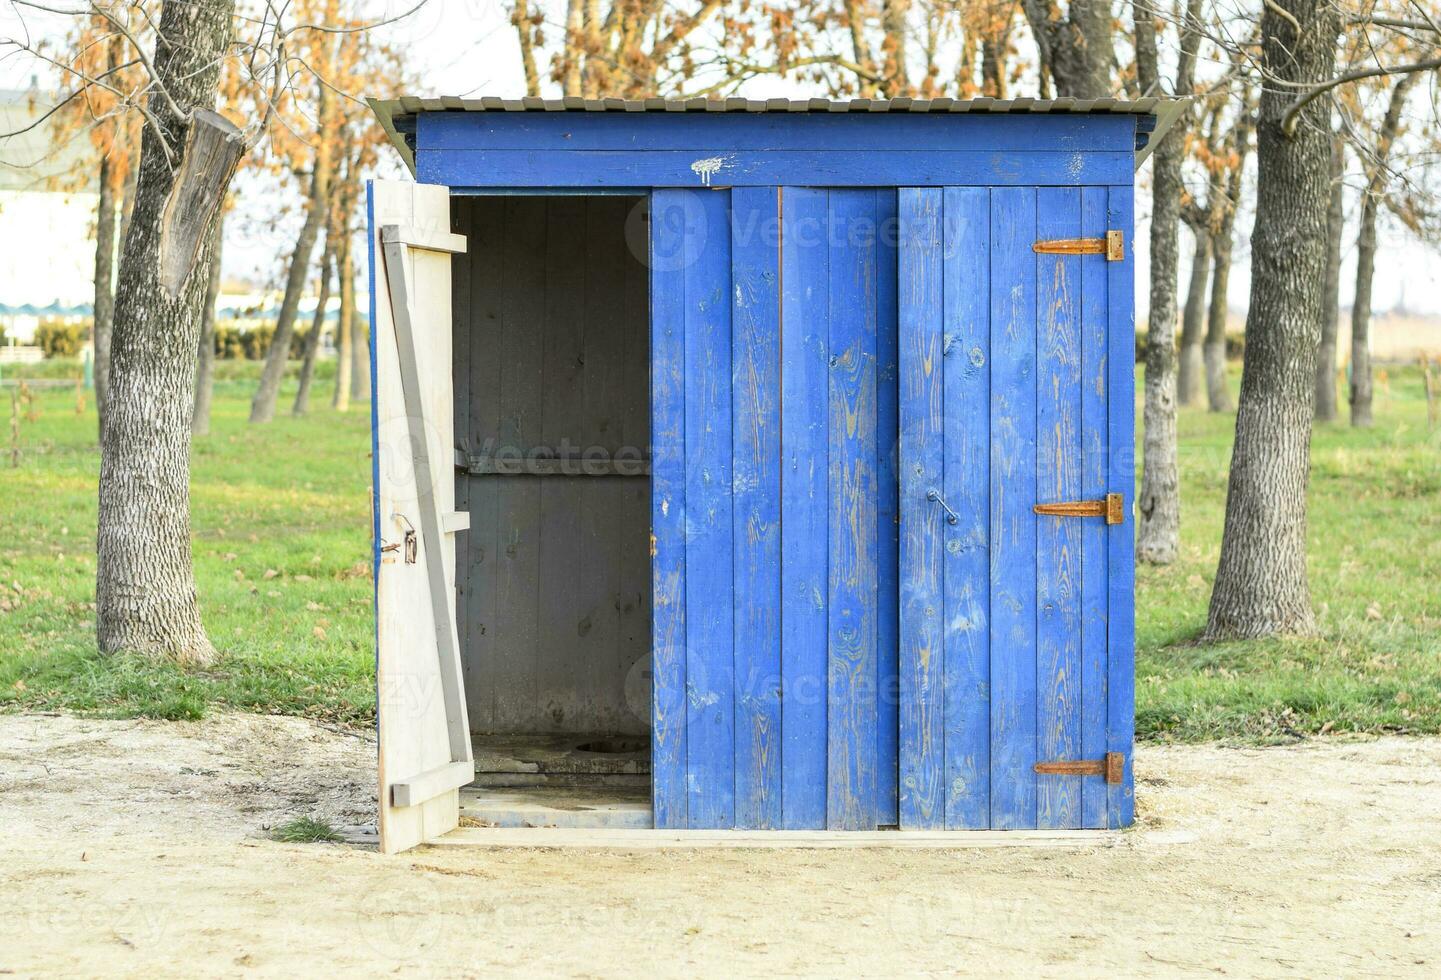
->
[417,150,1136,190]
[1106,185,1137,829]
[897,188,945,829]
[826,189,880,830]
[779,187,830,830]
[873,188,900,827]
[1080,187,1111,829]
[649,190,690,829]
[1035,187,1084,830]
[683,188,736,829]
[419,111,1139,153]
[988,186,1039,830]
[730,186,783,830]
[940,186,991,830]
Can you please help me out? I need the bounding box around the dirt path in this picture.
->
[2,712,1437,978]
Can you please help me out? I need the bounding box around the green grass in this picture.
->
[1136,366,1441,741]
[271,816,344,843]
[0,362,376,726]
[1,358,1438,743]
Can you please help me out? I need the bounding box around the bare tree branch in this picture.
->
[1282,56,1441,136]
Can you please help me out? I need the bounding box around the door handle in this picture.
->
[925,488,960,526]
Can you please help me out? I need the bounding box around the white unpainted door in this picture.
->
[370,180,472,853]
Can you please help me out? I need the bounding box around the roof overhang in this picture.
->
[369,95,1190,178]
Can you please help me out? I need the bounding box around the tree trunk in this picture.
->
[1205,0,1338,641]
[249,84,333,424]
[293,245,333,416]
[1178,227,1210,406]
[1203,103,1255,415]
[1204,228,1234,412]
[1314,137,1344,422]
[97,0,238,663]
[1136,123,1184,565]
[1132,0,1203,566]
[1350,72,1420,428]
[192,215,224,436]
[92,152,119,434]
[248,194,325,422]
[1023,0,1114,98]
[332,232,355,411]
[348,240,369,404]
[1349,210,1376,427]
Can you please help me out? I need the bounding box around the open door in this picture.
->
[370,180,472,853]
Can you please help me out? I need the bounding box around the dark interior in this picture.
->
[449,195,652,774]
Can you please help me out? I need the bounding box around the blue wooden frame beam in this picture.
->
[418,112,1139,152]
[418,149,1134,189]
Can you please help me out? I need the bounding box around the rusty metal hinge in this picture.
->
[1034,752,1125,784]
[1033,492,1125,525]
[1032,230,1124,262]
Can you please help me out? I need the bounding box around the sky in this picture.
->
[3,0,1440,317]
[337,0,1441,320]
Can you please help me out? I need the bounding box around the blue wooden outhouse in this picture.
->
[365,96,1178,852]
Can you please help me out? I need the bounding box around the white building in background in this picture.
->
[0,83,98,343]
[0,87,344,349]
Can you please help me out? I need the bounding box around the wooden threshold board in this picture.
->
[423,828,1119,850]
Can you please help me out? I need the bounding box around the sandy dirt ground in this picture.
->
[2,712,1438,978]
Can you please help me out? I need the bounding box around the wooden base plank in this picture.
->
[422,827,1118,850]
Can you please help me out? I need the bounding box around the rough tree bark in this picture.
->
[97,0,239,663]
[348,239,369,404]
[1315,137,1344,422]
[1351,72,1421,429]
[1134,0,1203,566]
[91,151,118,434]
[1022,0,1114,97]
[330,234,353,411]
[1178,226,1211,406]
[1203,224,1235,412]
[1204,107,1254,413]
[1205,0,1339,641]
[192,215,224,436]
[249,82,334,423]
[292,244,333,416]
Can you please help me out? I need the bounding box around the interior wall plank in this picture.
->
[583,198,632,731]
[492,196,548,731]
[537,198,590,730]
[463,197,505,731]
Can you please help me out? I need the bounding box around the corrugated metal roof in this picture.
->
[380,94,1167,115]
[369,95,1185,174]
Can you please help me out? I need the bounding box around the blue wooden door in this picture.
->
[896,186,1136,830]
[650,187,900,830]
